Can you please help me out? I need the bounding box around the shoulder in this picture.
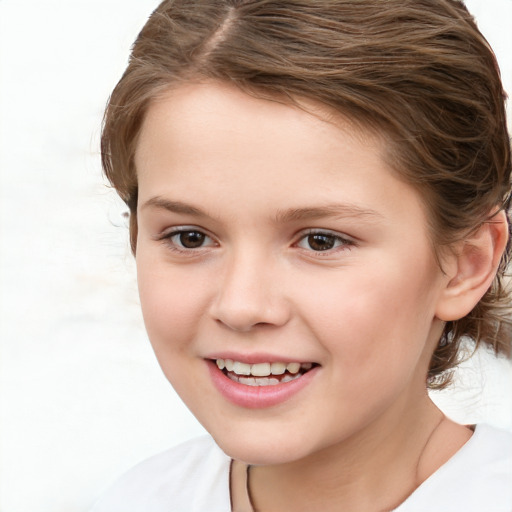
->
[464,424,512,471]
[396,424,512,512]
[444,424,512,490]
[90,436,232,512]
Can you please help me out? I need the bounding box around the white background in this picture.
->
[0,1,511,511]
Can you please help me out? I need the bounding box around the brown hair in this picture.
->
[101,0,512,388]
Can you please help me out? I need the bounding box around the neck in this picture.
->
[248,396,470,512]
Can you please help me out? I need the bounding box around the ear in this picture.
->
[435,210,509,322]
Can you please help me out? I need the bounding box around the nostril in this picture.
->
[215,317,261,332]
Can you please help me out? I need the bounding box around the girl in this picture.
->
[92,1,512,510]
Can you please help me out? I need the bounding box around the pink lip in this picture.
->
[207,359,319,409]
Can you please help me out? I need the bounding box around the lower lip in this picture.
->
[207,360,319,409]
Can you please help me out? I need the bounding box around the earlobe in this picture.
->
[435,210,509,322]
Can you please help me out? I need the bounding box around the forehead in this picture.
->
[136,81,380,160]
[136,82,381,175]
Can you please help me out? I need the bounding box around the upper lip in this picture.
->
[204,352,318,365]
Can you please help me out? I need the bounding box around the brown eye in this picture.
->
[178,231,206,248]
[297,231,352,253]
[306,234,336,251]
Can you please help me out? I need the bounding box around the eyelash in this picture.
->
[157,227,355,255]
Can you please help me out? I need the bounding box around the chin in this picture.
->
[210,426,320,466]
[219,440,304,466]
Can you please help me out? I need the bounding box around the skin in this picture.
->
[134,82,488,511]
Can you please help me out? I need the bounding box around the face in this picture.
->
[135,82,449,465]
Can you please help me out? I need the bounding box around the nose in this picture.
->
[210,251,291,332]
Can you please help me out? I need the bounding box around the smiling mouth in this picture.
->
[214,359,318,387]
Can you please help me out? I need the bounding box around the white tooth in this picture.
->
[233,361,251,375]
[239,376,257,386]
[270,362,286,375]
[216,359,225,370]
[229,374,283,387]
[287,362,301,374]
[251,362,271,377]
[282,373,302,383]
[225,359,234,371]
[301,363,313,371]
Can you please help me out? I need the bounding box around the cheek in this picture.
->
[136,254,211,352]
[300,263,439,379]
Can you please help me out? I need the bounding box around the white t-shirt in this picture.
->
[90,424,512,512]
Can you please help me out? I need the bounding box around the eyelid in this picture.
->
[296,228,355,241]
[157,224,212,238]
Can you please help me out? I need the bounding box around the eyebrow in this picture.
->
[140,197,209,217]
[274,204,383,224]
[141,196,383,223]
